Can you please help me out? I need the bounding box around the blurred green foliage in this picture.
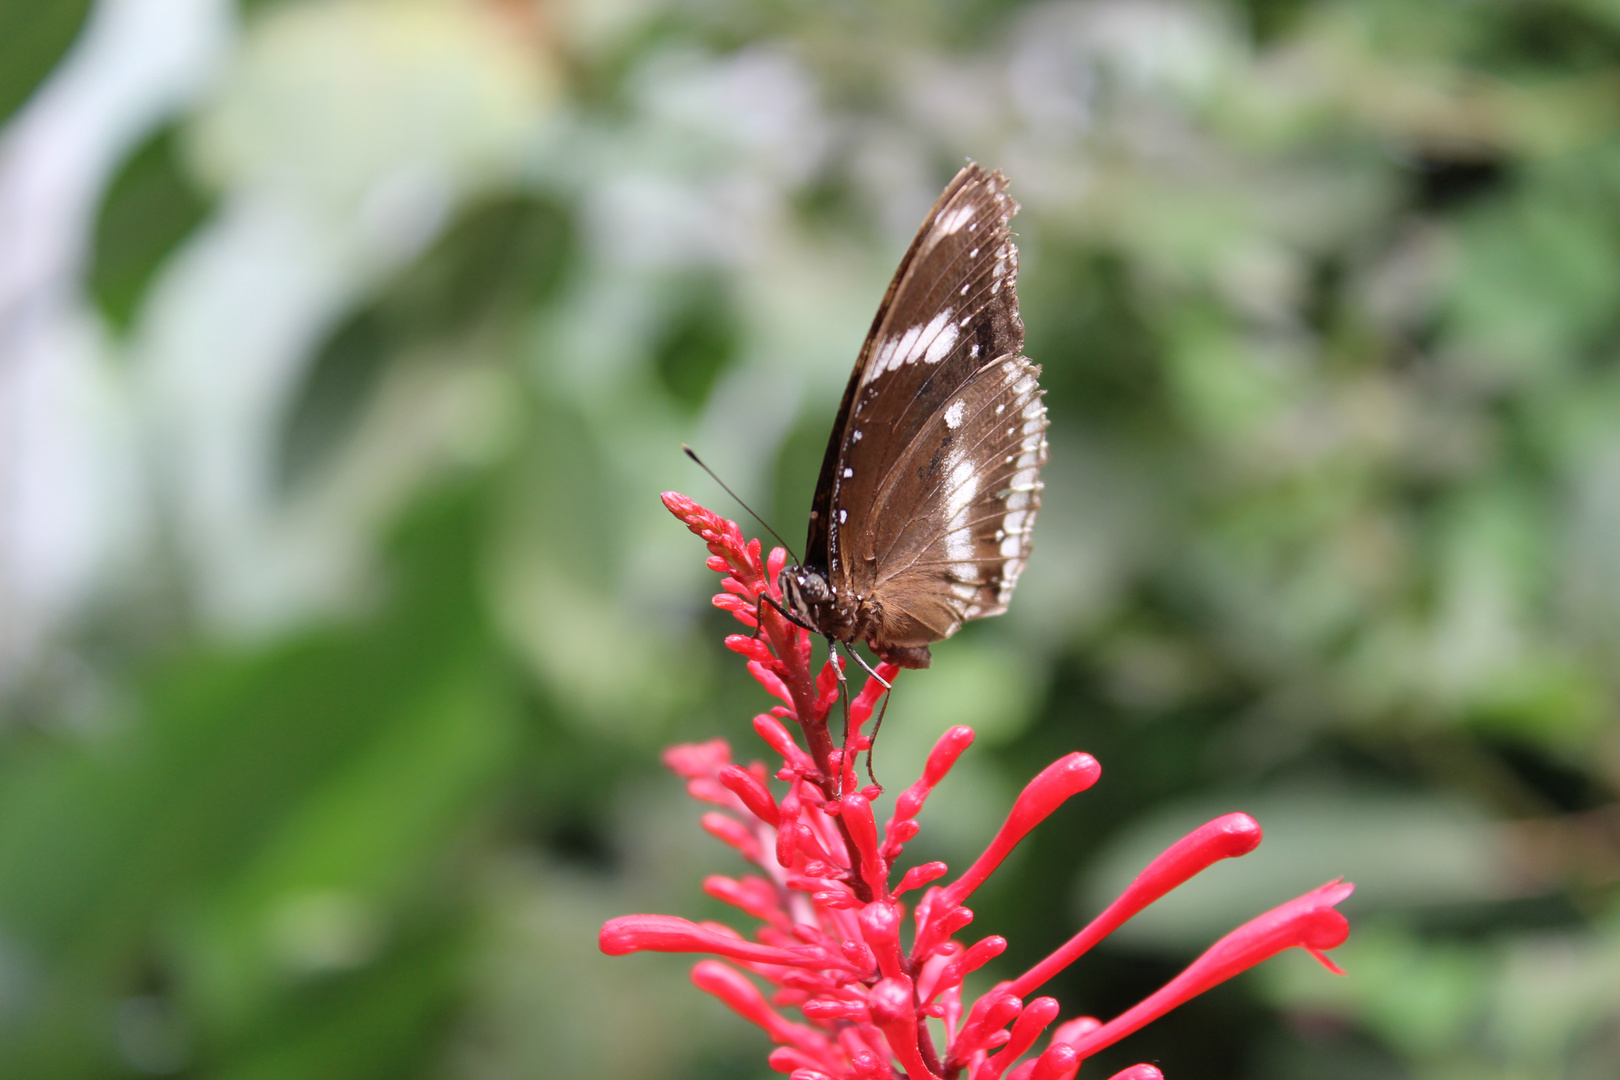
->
[0,0,92,126]
[5,0,1620,1078]
[89,124,217,333]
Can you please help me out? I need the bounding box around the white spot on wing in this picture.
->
[946,491,976,561]
[982,359,1046,608]
[944,399,966,429]
[936,203,975,234]
[871,309,956,378]
[948,460,976,519]
[940,432,980,578]
[923,320,959,365]
[998,559,1025,605]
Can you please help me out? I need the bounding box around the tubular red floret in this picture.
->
[726,633,776,661]
[749,661,797,708]
[839,794,888,896]
[951,987,1021,1062]
[770,1047,829,1074]
[858,901,908,979]
[894,861,948,897]
[692,960,833,1056]
[1062,880,1355,1063]
[1048,1016,1099,1047]
[663,739,731,778]
[867,977,937,1080]
[846,664,899,736]
[1018,1042,1080,1080]
[600,915,839,970]
[804,997,872,1022]
[704,874,788,925]
[1010,812,1262,997]
[939,753,1100,909]
[719,763,782,827]
[889,726,975,829]
[702,811,764,862]
[753,714,816,772]
[979,996,1060,1080]
[929,936,1006,1002]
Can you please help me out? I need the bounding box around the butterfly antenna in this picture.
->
[682,445,801,563]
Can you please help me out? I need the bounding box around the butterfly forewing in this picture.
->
[805,165,1025,581]
[818,165,1025,563]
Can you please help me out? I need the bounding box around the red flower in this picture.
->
[600,494,1354,1079]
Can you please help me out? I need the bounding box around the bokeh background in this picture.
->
[5,0,1620,1077]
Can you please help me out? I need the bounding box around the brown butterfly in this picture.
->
[778,163,1048,669]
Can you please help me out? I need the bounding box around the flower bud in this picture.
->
[719,763,781,826]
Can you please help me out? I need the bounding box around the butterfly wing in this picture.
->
[854,354,1048,649]
[806,163,1028,597]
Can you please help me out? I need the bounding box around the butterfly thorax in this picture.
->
[778,565,935,669]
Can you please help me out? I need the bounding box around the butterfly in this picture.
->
[778,163,1048,669]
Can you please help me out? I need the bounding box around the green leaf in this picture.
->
[88,122,215,332]
[0,0,92,126]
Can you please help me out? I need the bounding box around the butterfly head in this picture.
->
[778,565,837,634]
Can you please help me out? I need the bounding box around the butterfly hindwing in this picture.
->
[850,354,1047,647]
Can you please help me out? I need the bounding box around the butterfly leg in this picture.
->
[841,645,892,690]
[831,639,855,781]
[865,688,892,790]
[757,591,816,634]
[747,594,770,641]
[835,641,894,793]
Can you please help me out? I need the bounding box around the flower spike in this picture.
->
[598,494,1353,1078]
